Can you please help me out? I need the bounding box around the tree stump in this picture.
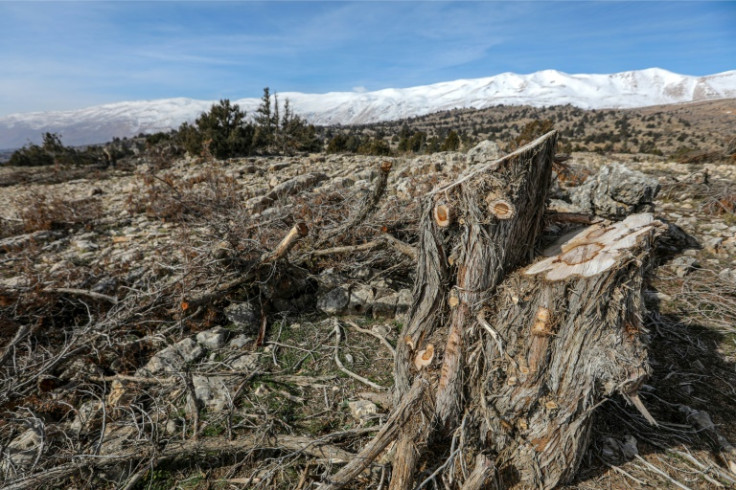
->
[319,131,666,490]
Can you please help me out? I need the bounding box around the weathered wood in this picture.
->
[387,131,559,488]
[433,203,454,227]
[394,130,558,406]
[319,160,393,246]
[323,131,666,490]
[3,434,357,490]
[260,222,308,263]
[462,213,665,489]
[317,379,427,490]
[247,172,328,213]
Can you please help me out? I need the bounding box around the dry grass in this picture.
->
[2,150,735,489]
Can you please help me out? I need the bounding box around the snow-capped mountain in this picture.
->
[1,68,735,149]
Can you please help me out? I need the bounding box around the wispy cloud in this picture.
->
[0,1,733,116]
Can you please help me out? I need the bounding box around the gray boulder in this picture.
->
[317,286,350,315]
[224,302,260,334]
[466,140,503,164]
[348,284,374,315]
[719,268,736,284]
[192,375,230,412]
[196,327,228,350]
[138,338,204,375]
[570,163,660,219]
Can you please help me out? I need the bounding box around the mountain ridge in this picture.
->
[2,68,735,148]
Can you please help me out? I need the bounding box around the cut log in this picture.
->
[390,131,559,488]
[462,213,665,489]
[324,131,668,490]
[260,222,308,263]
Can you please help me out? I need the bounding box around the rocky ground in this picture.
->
[1,141,735,489]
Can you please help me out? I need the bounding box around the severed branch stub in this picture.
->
[487,198,515,220]
[261,222,308,263]
[433,203,454,227]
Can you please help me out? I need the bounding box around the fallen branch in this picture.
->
[310,233,416,261]
[332,319,386,391]
[319,160,393,246]
[318,379,427,490]
[261,222,308,263]
[3,434,356,490]
[44,287,118,304]
[246,172,328,214]
[345,319,396,357]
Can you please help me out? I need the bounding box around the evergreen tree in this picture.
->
[440,130,460,151]
[193,99,253,159]
[253,87,274,149]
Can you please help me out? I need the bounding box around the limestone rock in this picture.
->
[0,426,43,474]
[196,327,228,350]
[466,140,503,164]
[317,286,350,315]
[348,399,378,421]
[348,284,374,315]
[224,302,260,334]
[719,268,736,284]
[230,353,259,371]
[139,338,204,375]
[570,163,660,218]
[373,290,399,318]
[193,375,230,412]
[395,288,413,322]
[70,400,103,434]
[670,256,700,277]
[228,334,252,349]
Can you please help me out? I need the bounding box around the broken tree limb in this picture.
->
[260,222,308,263]
[246,172,328,214]
[188,223,309,308]
[3,434,356,490]
[308,233,417,260]
[319,160,393,246]
[44,287,119,304]
[317,378,427,490]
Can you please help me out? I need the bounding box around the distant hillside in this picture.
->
[1,68,735,148]
[340,98,736,158]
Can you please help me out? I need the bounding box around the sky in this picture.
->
[0,1,734,117]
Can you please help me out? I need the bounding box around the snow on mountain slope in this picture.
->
[1,68,735,148]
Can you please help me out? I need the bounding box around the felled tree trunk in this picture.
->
[388,131,559,489]
[464,213,665,489]
[319,131,667,490]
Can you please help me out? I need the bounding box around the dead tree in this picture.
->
[320,131,666,489]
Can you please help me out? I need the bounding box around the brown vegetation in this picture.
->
[0,123,735,489]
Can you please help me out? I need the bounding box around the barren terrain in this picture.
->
[1,137,735,488]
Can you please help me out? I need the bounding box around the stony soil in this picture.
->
[1,144,735,489]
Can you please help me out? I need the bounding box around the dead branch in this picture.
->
[344,319,396,358]
[317,378,427,490]
[261,222,308,263]
[43,287,118,304]
[246,172,328,214]
[332,319,386,391]
[2,434,356,490]
[309,233,417,261]
[319,160,393,246]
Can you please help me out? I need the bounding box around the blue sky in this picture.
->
[0,1,734,116]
